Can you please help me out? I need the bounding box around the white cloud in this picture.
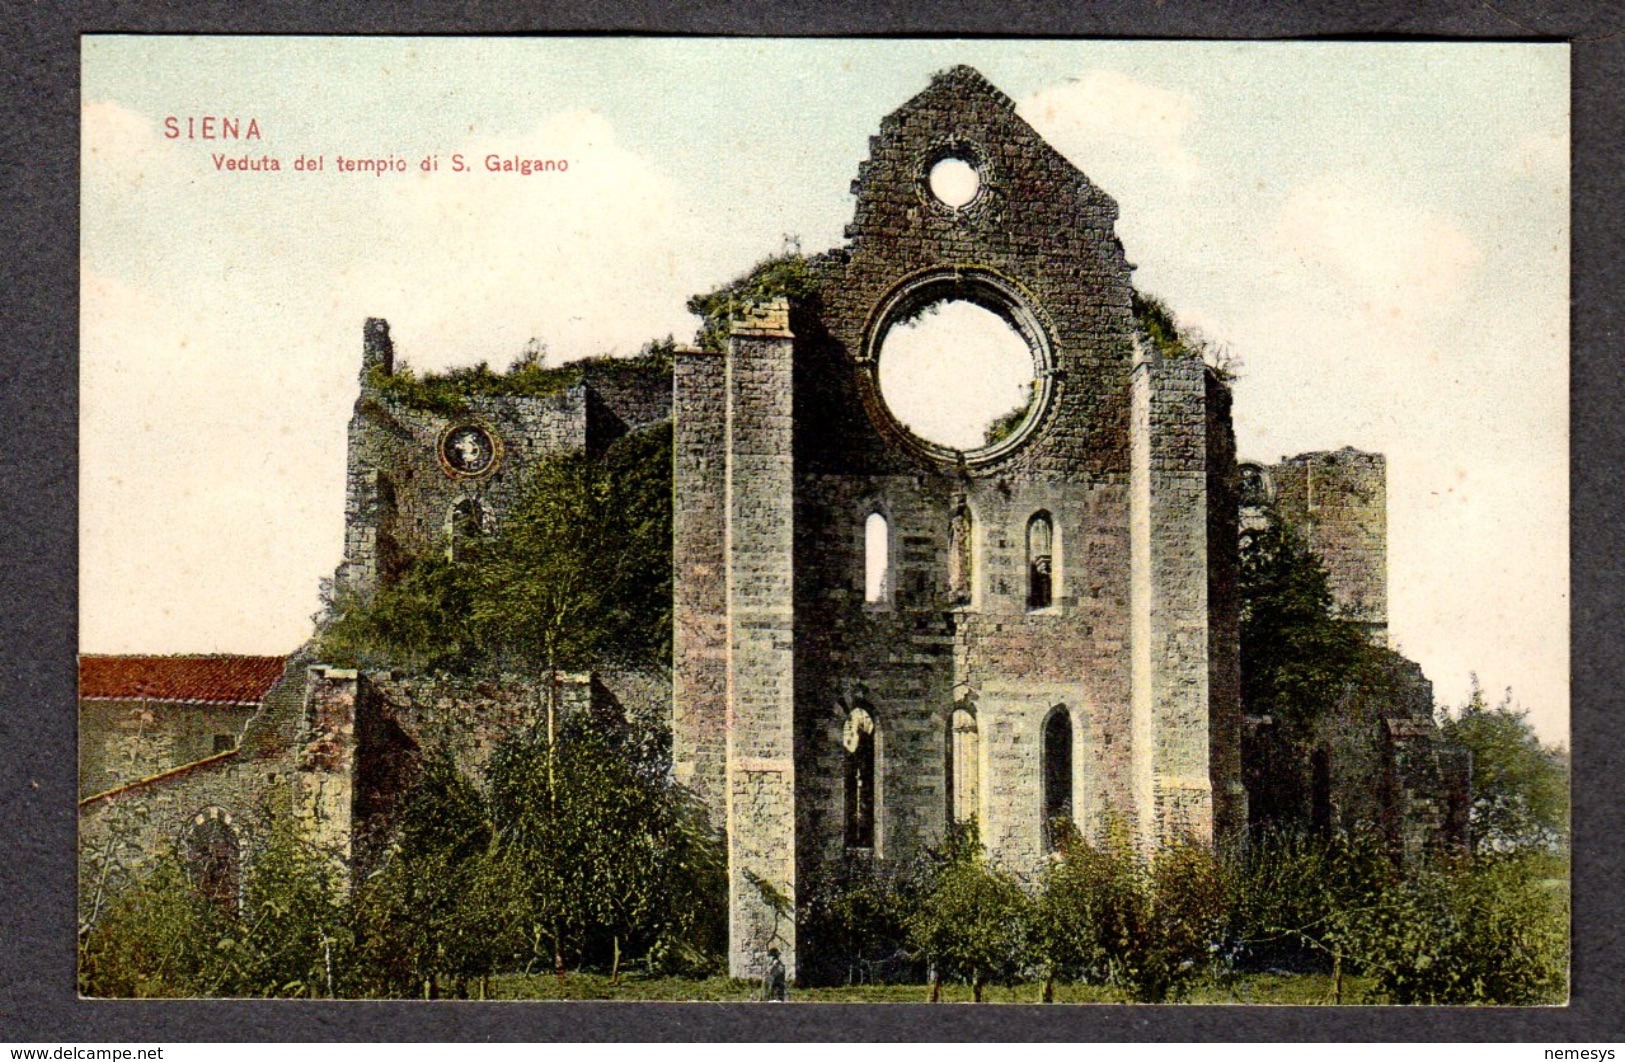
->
[80,268,350,654]
[1018,70,1200,190]
[341,109,706,368]
[1264,179,1481,325]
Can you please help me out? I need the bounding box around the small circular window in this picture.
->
[928,156,981,208]
[439,424,499,478]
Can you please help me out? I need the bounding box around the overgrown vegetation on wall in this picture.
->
[1239,513,1379,733]
[317,421,673,674]
[370,340,676,416]
[1133,292,1240,381]
[687,252,824,352]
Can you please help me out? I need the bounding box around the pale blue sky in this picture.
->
[81,38,1569,739]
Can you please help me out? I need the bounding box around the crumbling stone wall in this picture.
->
[673,66,1242,978]
[1237,455,1470,857]
[1269,448,1388,637]
[337,319,669,599]
[672,347,729,817]
[301,667,655,881]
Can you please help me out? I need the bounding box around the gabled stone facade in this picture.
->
[672,66,1244,980]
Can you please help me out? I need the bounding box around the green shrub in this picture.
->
[1036,822,1230,1002]
[1228,827,1400,982]
[799,854,919,985]
[79,856,219,997]
[1344,853,1567,1005]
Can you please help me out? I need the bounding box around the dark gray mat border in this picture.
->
[3,0,1619,1042]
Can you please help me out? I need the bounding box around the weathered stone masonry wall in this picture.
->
[337,319,670,600]
[79,659,311,887]
[79,699,259,799]
[723,304,799,980]
[672,349,729,818]
[786,67,1155,891]
[1270,449,1388,635]
[1131,355,1215,846]
[668,65,1254,976]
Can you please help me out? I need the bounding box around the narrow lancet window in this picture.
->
[865,512,890,604]
[1042,707,1073,850]
[1027,511,1054,609]
[844,706,877,849]
[947,501,973,606]
[949,706,980,825]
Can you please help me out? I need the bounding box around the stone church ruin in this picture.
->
[78,65,1468,984]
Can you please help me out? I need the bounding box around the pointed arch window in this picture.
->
[844,706,877,849]
[1042,707,1073,850]
[948,706,980,825]
[864,512,890,604]
[1027,511,1054,609]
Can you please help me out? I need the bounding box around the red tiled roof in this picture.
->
[79,654,287,704]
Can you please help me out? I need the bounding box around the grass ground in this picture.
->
[490,970,1377,1004]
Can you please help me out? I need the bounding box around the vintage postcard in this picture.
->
[78,37,1569,1003]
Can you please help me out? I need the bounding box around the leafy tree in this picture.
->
[1439,679,1569,855]
[318,555,483,673]
[486,707,726,982]
[1035,821,1230,1003]
[799,855,918,985]
[1033,829,1130,998]
[1240,515,1373,731]
[474,422,672,674]
[1342,852,1567,1005]
[210,801,348,998]
[347,752,504,998]
[317,422,672,677]
[1228,827,1401,1001]
[905,824,1031,1002]
[79,855,219,997]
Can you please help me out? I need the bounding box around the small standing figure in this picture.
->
[762,946,788,1002]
